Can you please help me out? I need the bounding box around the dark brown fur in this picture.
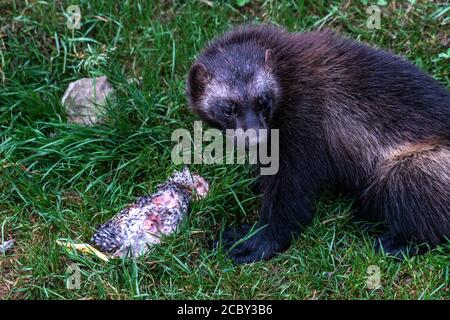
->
[186,24,450,263]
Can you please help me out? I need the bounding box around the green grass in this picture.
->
[0,0,449,299]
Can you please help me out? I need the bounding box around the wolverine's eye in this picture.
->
[256,94,271,111]
[256,97,265,109]
[222,106,233,118]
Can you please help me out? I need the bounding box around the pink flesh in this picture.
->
[193,176,209,199]
[144,213,161,233]
[151,192,179,208]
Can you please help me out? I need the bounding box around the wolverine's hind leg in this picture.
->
[361,141,450,258]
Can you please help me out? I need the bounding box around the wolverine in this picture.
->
[186,24,450,264]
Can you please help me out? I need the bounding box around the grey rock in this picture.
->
[61,76,114,125]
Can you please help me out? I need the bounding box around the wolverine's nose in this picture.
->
[235,111,268,146]
[242,112,259,131]
[237,111,266,132]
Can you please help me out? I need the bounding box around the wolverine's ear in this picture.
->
[187,63,211,104]
[264,49,273,71]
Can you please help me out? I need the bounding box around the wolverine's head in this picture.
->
[186,40,280,146]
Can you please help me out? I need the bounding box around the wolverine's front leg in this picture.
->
[220,223,284,264]
[220,170,317,264]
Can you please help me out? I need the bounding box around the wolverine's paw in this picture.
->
[217,224,284,264]
[374,233,423,260]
